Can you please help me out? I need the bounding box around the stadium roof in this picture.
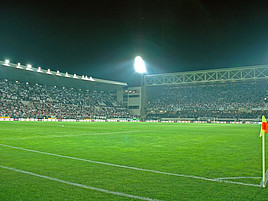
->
[0,60,127,90]
[145,64,268,86]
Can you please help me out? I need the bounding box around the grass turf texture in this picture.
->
[0,122,267,200]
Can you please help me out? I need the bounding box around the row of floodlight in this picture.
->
[2,59,94,81]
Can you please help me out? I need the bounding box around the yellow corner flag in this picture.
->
[260,115,268,137]
[260,115,267,188]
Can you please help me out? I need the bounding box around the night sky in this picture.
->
[1,0,268,86]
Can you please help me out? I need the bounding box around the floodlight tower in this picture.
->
[134,56,147,120]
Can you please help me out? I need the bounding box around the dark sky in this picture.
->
[1,0,268,86]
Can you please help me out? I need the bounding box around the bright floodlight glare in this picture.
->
[17,63,22,69]
[3,59,10,66]
[47,69,52,74]
[37,67,42,72]
[4,59,10,65]
[134,56,146,74]
[26,64,33,71]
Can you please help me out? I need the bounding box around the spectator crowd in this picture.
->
[1,78,268,120]
[0,79,131,119]
[146,80,268,119]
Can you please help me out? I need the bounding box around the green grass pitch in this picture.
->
[0,122,267,200]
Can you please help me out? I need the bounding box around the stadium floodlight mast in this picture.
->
[134,56,147,119]
[134,56,146,74]
[134,56,147,87]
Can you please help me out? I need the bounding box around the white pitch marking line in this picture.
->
[216,177,262,180]
[1,131,137,140]
[214,179,261,187]
[0,143,261,188]
[260,169,268,186]
[0,165,161,201]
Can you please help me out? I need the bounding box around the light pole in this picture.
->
[134,56,146,120]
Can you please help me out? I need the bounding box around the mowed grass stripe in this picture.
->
[0,165,161,201]
[0,122,261,179]
[0,143,261,187]
[3,145,227,201]
[1,130,137,140]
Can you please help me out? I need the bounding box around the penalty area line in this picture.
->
[0,143,261,188]
[0,165,161,201]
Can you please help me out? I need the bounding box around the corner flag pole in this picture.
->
[262,130,266,188]
[260,115,267,188]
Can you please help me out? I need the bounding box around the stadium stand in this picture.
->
[1,78,268,121]
[1,60,267,121]
[0,79,131,119]
[146,79,268,120]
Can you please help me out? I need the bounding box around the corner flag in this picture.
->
[260,115,268,137]
[260,115,267,188]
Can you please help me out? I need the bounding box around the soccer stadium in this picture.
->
[2,1,268,201]
[1,58,268,201]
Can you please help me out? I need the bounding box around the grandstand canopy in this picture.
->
[145,65,268,86]
[0,60,127,91]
